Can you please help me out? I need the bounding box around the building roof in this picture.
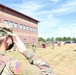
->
[0,4,39,23]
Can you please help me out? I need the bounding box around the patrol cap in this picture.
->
[0,23,17,39]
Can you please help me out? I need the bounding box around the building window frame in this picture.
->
[4,20,8,24]
[9,21,13,27]
[20,24,23,30]
[32,28,34,32]
[30,27,32,31]
[23,25,25,30]
[23,25,27,30]
[14,22,18,28]
[26,26,29,30]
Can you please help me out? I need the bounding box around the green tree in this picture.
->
[38,37,45,42]
[46,38,51,42]
[72,37,76,41]
[63,37,67,41]
[55,37,62,41]
[67,37,71,41]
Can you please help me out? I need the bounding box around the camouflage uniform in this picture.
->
[0,50,55,75]
[32,42,36,52]
[0,23,55,75]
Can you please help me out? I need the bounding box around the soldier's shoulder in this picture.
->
[0,54,10,63]
[9,59,21,74]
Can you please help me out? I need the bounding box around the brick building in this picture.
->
[0,4,39,43]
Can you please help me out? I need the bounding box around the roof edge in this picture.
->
[0,4,40,22]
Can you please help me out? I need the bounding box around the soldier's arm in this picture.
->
[14,36,55,75]
[22,50,54,75]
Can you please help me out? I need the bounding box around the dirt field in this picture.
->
[36,44,76,75]
[6,44,76,75]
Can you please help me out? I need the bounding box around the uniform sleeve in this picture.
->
[23,50,55,75]
[9,59,21,75]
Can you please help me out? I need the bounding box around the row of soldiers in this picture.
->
[11,41,62,52]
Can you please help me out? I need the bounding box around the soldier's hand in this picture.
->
[14,36,28,53]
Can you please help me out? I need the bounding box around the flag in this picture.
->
[14,62,21,74]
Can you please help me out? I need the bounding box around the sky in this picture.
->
[0,0,76,39]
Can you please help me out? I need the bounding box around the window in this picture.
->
[14,23,18,28]
[4,20,8,24]
[25,25,27,30]
[30,27,37,32]
[34,28,35,32]
[20,24,23,29]
[32,28,35,31]
[26,26,29,30]
[23,25,27,30]
[23,25,25,30]
[30,27,32,31]
[9,21,13,27]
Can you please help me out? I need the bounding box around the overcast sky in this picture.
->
[0,0,76,39]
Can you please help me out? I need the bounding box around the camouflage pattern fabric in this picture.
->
[0,51,40,75]
[0,23,16,40]
[23,50,55,75]
[0,50,55,75]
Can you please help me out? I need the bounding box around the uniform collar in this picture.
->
[0,51,5,55]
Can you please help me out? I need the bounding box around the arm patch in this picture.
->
[14,62,21,74]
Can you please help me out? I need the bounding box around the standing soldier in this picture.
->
[0,23,55,75]
[51,37,54,49]
[51,41,54,49]
[32,42,36,53]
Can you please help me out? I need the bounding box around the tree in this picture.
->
[63,37,67,41]
[46,38,51,42]
[38,37,45,42]
[55,37,62,41]
[67,37,71,41]
[72,37,76,41]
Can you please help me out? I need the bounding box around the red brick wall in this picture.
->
[0,5,38,43]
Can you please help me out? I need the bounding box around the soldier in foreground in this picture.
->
[0,23,55,75]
